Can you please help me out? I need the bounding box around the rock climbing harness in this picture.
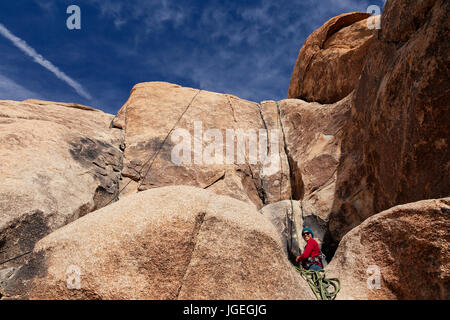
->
[294,266,340,300]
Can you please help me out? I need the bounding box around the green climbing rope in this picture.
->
[294,266,341,300]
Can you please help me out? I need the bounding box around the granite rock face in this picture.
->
[326,198,450,300]
[0,100,123,268]
[3,186,315,300]
[329,0,450,246]
[277,95,352,254]
[287,12,375,103]
[114,82,292,209]
[1,0,448,301]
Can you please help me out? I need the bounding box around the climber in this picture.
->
[296,228,323,271]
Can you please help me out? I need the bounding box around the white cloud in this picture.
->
[17,0,383,105]
[90,0,189,32]
[88,0,381,101]
[32,0,57,15]
[0,23,92,100]
[0,73,40,101]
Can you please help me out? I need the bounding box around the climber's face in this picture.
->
[302,231,311,241]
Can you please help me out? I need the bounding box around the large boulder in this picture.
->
[0,100,123,268]
[287,12,375,103]
[326,198,450,300]
[114,82,291,209]
[329,0,450,246]
[2,186,315,300]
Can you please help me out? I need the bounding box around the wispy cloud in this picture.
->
[0,23,92,100]
[90,0,188,32]
[0,73,40,101]
[1,0,385,111]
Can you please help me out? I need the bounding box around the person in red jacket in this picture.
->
[296,228,323,271]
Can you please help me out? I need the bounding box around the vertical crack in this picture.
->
[275,101,303,200]
[256,102,270,205]
[175,211,207,299]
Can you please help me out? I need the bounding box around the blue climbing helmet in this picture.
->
[301,227,314,238]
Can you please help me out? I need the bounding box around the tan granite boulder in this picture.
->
[287,12,375,103]
[114,82,291,209]
[329,0,450,246]
[3,186,315,300]
[0,100,123,267]
[326,198,450,300]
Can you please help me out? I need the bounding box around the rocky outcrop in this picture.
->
[0,0,448,302]
[3,186,315,300]
[0,100,123,267]
[114,82,291,209]
[276,94,352,254]
[23,99,101,112]
[329,0,450,246]
[326,198,450,300]
[287,12,375,103]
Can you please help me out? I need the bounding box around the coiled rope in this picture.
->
[294,266,340,300]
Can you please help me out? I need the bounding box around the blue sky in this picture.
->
[0,0,385,114]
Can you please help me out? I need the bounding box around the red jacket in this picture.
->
[296,238,321,264]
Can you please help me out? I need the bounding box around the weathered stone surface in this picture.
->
[277,94,352,254]
[0,0,447,301]
[0,267,17,297]
[259,200,303,262]
[326,198,450,300]
[287,12,375,103]
[23,99,101,112]
[114,82,291,209]
[0,100,123,267]
[259,101,293,205]
[3,186,315,300]
[329,0,450,247]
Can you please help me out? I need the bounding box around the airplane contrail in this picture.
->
[0,23,92,100]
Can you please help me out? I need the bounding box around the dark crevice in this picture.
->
[275,101,303,201]
[256,183,268,206]
[299,199,305,222]
[256,103,269,205]
[245,163,267,206]
[287,244,300,266]
[256,103,269,133]
[322,230,338,262]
